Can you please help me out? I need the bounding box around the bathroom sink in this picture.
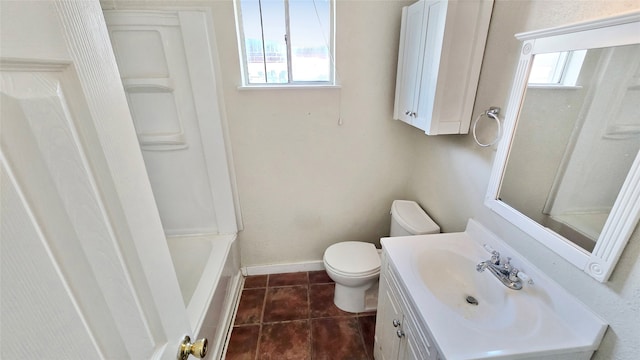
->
[414,248,541,334]
[381,220,607,359]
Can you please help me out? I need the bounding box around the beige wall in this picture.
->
[408,1,639,359]
[209,0,416,266]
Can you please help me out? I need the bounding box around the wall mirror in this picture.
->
[485,11,640,282]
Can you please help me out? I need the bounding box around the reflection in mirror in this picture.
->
[499,44,640,253]
[486,12,640,282]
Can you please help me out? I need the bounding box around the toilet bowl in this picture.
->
[323,200,440,313]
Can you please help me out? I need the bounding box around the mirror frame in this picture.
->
[486,11,640,282]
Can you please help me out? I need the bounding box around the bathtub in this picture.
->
[167,233,242,360]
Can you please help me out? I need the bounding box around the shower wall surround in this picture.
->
[105,10,238,236]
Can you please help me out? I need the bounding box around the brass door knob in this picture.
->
[177,336,208,360]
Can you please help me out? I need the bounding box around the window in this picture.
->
[235,0,335,86]
[528,50,587,86]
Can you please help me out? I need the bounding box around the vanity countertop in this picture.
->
[380,219,607,360]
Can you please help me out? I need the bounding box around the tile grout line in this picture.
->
[254,274,269,360]
[356,316,369,359]
[306,271,312,360]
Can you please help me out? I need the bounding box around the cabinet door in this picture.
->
[374,274,403,360]
[395,0,426,126]
[393,0,493,135]
[398,319,433,360]
[414,0,447,133]
[400,334,425,360]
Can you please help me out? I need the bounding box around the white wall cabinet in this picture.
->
[374,254,443,360]
[393,0,493,135]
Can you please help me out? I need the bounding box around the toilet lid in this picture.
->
[324,241,381,275]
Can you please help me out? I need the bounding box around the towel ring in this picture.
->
[472,107,501,147]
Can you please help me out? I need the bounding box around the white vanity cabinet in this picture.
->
[375,224,608,359]
[374,254,443,360]
[393,0,493,135]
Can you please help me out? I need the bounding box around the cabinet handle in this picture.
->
[396,329,405,338]
[410,111,417,117]
[392,319,401,328]
[405,110,412,116]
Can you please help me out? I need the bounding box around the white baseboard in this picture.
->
[243,260,325,276]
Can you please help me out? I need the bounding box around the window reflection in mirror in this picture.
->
[499,44,640,252]
[528,50,586,86]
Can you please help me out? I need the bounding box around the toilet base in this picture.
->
[333,279,379,313]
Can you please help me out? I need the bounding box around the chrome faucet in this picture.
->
[476,249,532,290]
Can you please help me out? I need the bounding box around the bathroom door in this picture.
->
[1,1,193,359]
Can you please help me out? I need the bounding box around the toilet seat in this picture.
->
[323,241,381,277]
[324,261,380,278]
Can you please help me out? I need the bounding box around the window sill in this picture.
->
[237,84,342,91]
[527,84,583,90]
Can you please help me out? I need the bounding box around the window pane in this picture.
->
[261,0,288,83]
[240,0,267,83]
[561,50,587,86]
[289,0,331,82]
[529,52,567,84]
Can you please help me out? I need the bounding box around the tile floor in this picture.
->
[224,271,376,360]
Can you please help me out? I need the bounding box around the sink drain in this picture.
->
[465,295,479,306]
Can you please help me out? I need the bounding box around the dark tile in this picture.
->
[231,271,377,360]
[358,315,377,359]
[244,275,268,288]
[311,317,369,360]
[309,283,350,318]
[268,272,308,287]
[263,285,309,323]
[309,270,333,284]
[259,320,310,360]
[235,288,265,325]
[225,325,260,360]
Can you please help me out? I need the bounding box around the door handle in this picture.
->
[177,336,208,360]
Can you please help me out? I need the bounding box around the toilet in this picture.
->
[323,200,440,313]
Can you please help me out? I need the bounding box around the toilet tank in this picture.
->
[390,200,440,236]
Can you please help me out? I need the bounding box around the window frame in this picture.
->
[234,0,336,88]
[527,50,587,88]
